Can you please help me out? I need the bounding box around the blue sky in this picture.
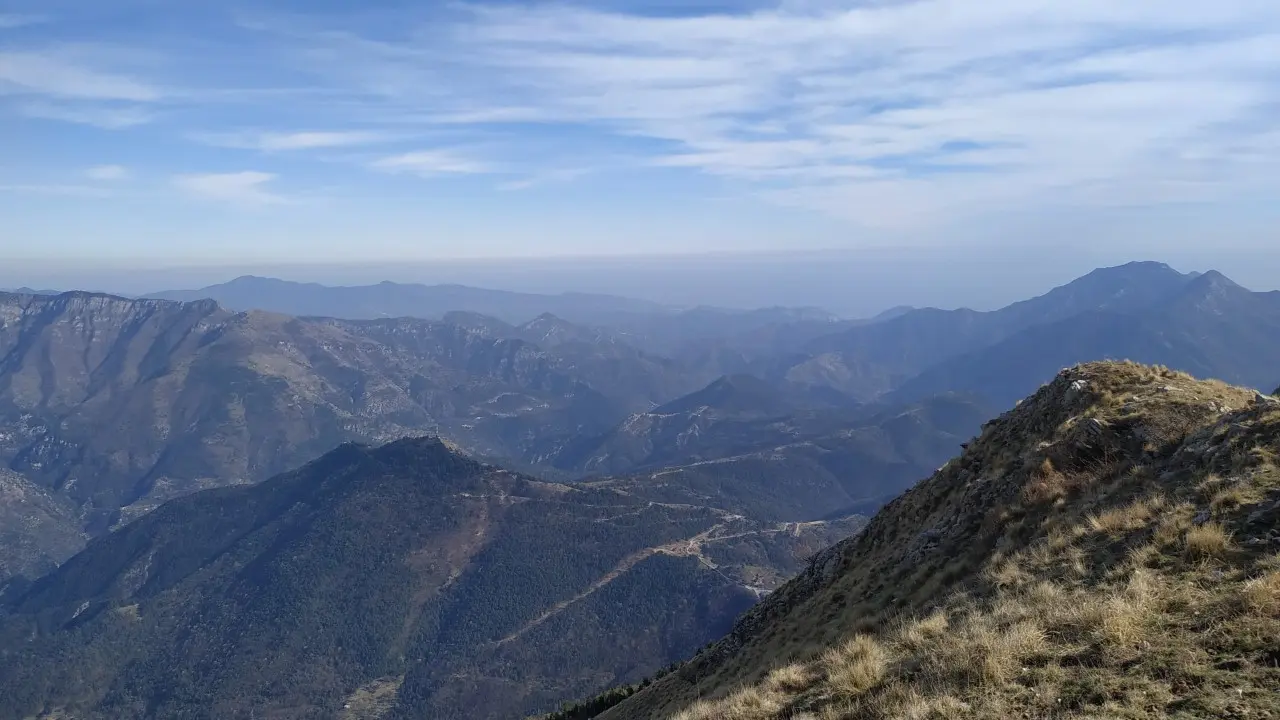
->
[3,0,1280,266]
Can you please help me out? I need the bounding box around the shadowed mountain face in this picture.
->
[0,437,862,720]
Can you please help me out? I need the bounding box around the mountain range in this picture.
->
[144,262,1280,411]
[4,261,1280,718]
[776,262,1280,405]
[146,276,670,326]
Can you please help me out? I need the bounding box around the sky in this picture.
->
[2,0,1280,271]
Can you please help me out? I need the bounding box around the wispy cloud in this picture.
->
[19,100,154,128]
[257,0,1280,226]
[0,183,113,197]
[497,168,593,191]
[0,14,45,29]
[197,130,395,151]
[173,171,284,205]
[85,165,130,181]
[0,50,160,101]
[371,150,493,177]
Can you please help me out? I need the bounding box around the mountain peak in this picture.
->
[1185,268,1244,291]
[992,260,1193,329]
[652,374,792,417]
[1070,260,1185,287]
[1170,268,1250,312]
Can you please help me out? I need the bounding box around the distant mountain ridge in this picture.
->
[780,261,1280,404]
[147,276,674,325]
[885,266,1280,408]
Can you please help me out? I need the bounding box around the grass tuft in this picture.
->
[1184,523,1231,560]
[823,635,887,699]
[1241,571,1280,617]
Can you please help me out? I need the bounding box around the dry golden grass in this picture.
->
[1210,484,1250,512]
[1241,570,1280,617]
[1021,457,1069,505]
[822,635,886,698]
[763,664,813,694]
[1184,522,1232,559]
[1085,494,1164,535]
[670,687,784,720]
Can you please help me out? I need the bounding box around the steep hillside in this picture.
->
[0,437,862,720]
[589,362,1280,719]
[0,470,85,584]
[551,372,982,484]
[578,393,988,523]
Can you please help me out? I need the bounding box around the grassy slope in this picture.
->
[596,361,1280,719]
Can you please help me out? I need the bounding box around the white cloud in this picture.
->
[264,0,1280,227]
[20,100,154,128]
[0,184,112,197]
[371,150,493,176]
[497,168,592,191]
[85,165,130,181]
[0,14,45,29]
[0,51,159,101]
[172,171,284,205]
[198,130,394,151]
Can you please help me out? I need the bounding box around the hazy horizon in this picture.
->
[5,246,1280,318]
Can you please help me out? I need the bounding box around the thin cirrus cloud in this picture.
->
[19,100,155,128]
[0,50,159,101]
[172,171,285,205]
[85,165,130,181]
[197,130,397,151]
[0,14,45,29]
[261,0,1280,226]
[370,150,494,177]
